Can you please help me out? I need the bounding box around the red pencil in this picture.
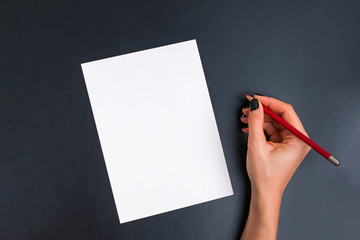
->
[244,94,340,166]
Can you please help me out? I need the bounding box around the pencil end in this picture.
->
[244,93,253,101]
[328,156,340,166]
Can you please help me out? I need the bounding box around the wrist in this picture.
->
[249,189,282,237]
[250,184,283,223]
[251,189,283,212]
[251,181,285,202]
[242,187,283,240]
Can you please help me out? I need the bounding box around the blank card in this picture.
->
[81,40,233,223]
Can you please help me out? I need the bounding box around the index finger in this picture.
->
[246,94,307,134]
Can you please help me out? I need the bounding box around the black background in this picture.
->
[1,0,360,239]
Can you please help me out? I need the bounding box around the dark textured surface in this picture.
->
[1,0,359,239]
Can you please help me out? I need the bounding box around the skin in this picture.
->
[240,94,311,240]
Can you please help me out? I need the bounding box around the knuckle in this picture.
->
[249,122,262,131]
[250,115,262,123]
[248,141,262,152]
[286,103,294,110]
[304,144,311,153]
[296,141,311,155]
[248,144,267,159]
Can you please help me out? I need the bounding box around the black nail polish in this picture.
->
[250,99,259,111]
[241,114,246,118]
[242,125,248,129]
[254,93,264,96]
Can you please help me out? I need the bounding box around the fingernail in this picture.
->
[250,99,259,111]
[241,114,246,118]
[254,93,264,96]
[242,125,248,130]
[242,107,249,110]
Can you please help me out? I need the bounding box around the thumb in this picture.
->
[248,98,266,148]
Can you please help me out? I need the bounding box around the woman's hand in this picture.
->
[240,94,311,240]
[241,94,311,197]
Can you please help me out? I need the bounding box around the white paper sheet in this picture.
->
[81,40,233,223]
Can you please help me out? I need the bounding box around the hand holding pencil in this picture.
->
[240,93,340,240]
[240,94,313,240]
[243,93,340,166]
[241,94,312,196]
